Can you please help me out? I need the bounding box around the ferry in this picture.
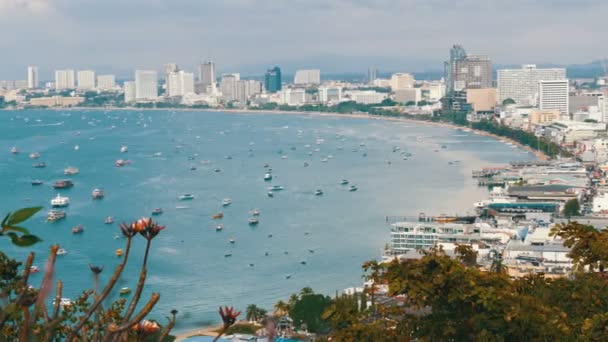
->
[47,210,66,222]
[152,208,163,216]
[348,185,358,192]
[91,188,104,199]
[222,198,232,207]
[53,180,74,189]
[115,249,123,257]
[32,162,47,168]
[51,194,70,207]
[179,194,195,201]
[10,147,18,154]
[315,189,324,196]
[29,152,40,159]
[212,212,224,219]
[120,145,128,153]
[119,287,132,295]
[248,217,259,225]
[104,216,114,224]
[56,248,67,256]
[31,180,43,186]
[264,173,273,181]
[64,167,79,175]
[71,225,84,234]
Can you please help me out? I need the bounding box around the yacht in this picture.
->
[104,216,114,224]
[264,173,273,181]
[152,208,163,216]
[74,145,80,151]
[315,189,323,196]
[10,147,18,154]
[348,185,358,192]
[64,167,79,175]
[268,185,284,191]
[340,179,349,185]
[71,225,84,234]
[179,194,195,201]
[53,180,74,189]
[91,188,104,199]
[56,248,67,256]
[31,180,43,186]
[51,194,70,207]
[47,210,66,222]
[52,298,73,307]
[267,191,274,197]
[120,145,128,153]
[115,159,130,167]
[29,152,40,159]
[248,217,259,225]
[222,198,232,207]
[229,238,236,244]
[32,162,47,168]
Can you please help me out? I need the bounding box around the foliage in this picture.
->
[502,98,516,106]
[1,207,43,246]
[288,289,332,333]
[563,198,581,217]
[550,221,608,272]
[245,304,267,323]
[223,322,259,335]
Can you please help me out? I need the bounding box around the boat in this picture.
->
[53,180,74,189]
[214,168,221,173]
[115,159,130,167]
[212,212,224,219]
[433,215,458,223]
[251,209,261,216]
[222,198,232,206]
[71,225,84,234]
[315,189,323,196]
[268,185,284,191]
[104,216,114,224]
[224,253,232,258]
[52,298,73,307]
[29,152,40,159]
[115,249,123,257]
[74,145,79,151]
[216,224,224,231]
[10,147,18,154]
[31,180,43,186]
[348,185,358,192]
[56,248,67,256]
[264,173,272,181]
[340,179,349,185]
[321,158,328,163]
[91,188,104,199]
[152,208,163,216]
[32,162,47,168]
[304,162,309,167]
[179,194,195,201]
[300,260,307,265]
[248,217,259,225]
[229,238,235,244]
[189,166,197,171]
[51,194,70,207]
[119,287,131,295]
[64,167,79,175]
[29,266,39,273]
[285,275,292,279]
[120,145,128,153]
[47,210,66,222]
[267,191,274,197]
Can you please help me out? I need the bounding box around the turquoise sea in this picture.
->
[0,109,534,331]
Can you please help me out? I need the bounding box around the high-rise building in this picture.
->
[235,80,262,103]
[97,75,116,90]
[264,66,282,93]
[55,69,75,90]
[27,66,38,89]
[444,45,492,94]
[135,70,158,100]
[538,80,569,116]
[367,68,378,85]
[390,73,415,90]
[294,69,321,85]
[167,71,195,97]
[77,70,96,90]
[123,81,136,103]
[220,73,240,101]
[498,65,566,106]
[199,61,216,91]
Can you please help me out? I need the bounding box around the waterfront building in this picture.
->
[134,70,158,100]
[393,88,421,104]
[220,73,240,101]
[123,81,136,103]
[235,79,262,103]
[389,73,414,90]
[27,66,38,89]
[279,88,306,106]
[96,74,116,90]
[55,69,75,90]
[444,44,492,94]
[264,66,282,93]
[466,88,498,113]
[319,86,342,104]
[538,80,569,116]
[167,71,195,97]
[77,70,96,90]
[344,90,387,104]
[198,61,216,93]
[543,121,607,145]
[294,69,321,85]
[29,96,85,107]
[497,65,566,106]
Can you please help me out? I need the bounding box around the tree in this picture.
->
[273,300,289,316]
[550,221,608,272]
[245,304,267,323]
[502,98,516,106]
[289,290,332,333]
[563,198,581,217]
[454,244,478,267]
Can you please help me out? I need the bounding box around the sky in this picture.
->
[1,0,607,79]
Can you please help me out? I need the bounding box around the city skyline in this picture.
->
[1,0,607,78]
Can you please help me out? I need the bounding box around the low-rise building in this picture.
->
[29,96,84,107]
[543,121,607,145]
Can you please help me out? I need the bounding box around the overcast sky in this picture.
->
[1,0,607,79]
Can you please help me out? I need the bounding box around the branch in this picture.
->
[123,239,151,320]
[158,310,178,341]
[104,293,160,342]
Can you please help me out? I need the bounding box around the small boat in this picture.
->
[179,194,195,201]
[104,216,114,224]
[29,152,40,159]
[153,152,162,157]
[268,185,284,191]
[315,189,323,196]
[348,185,358,192]
[251,209,261,216]
[115,159,130,167]
[10,147,18,154]
[433,215,459,223]
[51,194,70,207]
[29,266,40,273]
[71,225,84,234]
[304,162,309,167]
[214,168,221,173]
[340,179,349,185]
[32,162,47,168]
[267,191,274,197]
[52,298,73,307]
[225,155,232,160]
[189,166,197,171]
[47,210,66,222]
[64,167,79,175]
[229,238,236,244]
[264,173,272,181]
[222,198,232,207]
[212,212,224,219]
[31,180,43,186]
[285,275,292,279]
[74,145,80,151]
[248,217,259,225]
[321,158,328,163]
[56,248,67,256]
[115,249,123,257]
[152,208,163,216]
[267,234,273,238]
[53,180,74,189]
[120,145,128,153]
[91,188,104,199]
[308,249,315,253]
[300,260,307,265]
[224,253,232,258]
[119,287,131,295]
[216,224,224,231]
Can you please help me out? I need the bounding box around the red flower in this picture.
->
[219,306,241,328]
[132,320,160,335]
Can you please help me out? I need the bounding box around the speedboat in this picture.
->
[32,162,47,168]
[214,168,221,173]
[64,167,79,175]
[264,173,272,181]
[152,208,163,216]
[31,180,43,186]
[74,145,79,151]
[340,179,349,185]
[300,260,307,265]
[51,194,70,207]
[179,194,195,201]
[47,210,66,222]
[53,180,74,189]
[119,287,131,295]
[222,198,232,206]
[56,248,67,256]
[29,152,40,159]
[268,185,284,191]
[348,185,358,192]
[115,159,130,167]
[91,188,104,199]
[315,189,323,196]
[248,217,259,225]
[216,224,224,231]
[10,147,18,154]
[104,216,114,224]
[224,253,232,258]
[120,145,128,153]
[71,225,84,234]
[29,266,40,273]
[212,212,224,219]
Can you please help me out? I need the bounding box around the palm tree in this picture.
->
[274,300,289,316]
[287,293,299,310]
[246,304,259,322]
[299,287,314,297]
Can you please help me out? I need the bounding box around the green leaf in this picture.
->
[1,213,9,226]
[7,207,42,225]
[2,226,30,234]
[6,233,42,247]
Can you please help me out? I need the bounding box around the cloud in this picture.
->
[0,0,49,12]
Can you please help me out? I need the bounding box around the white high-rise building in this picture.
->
[497,65,566,106]
[199,61,216,89]
[135,70,158,100]
[77,70,96,90]
[27,66,39,89]
[390,73,415,90]
[319,86,342,104]
[167,71,195,97]
[538,79,569,116]
[220,73,240,101]
[97,75,116,90]
[55,69,75,90]
[294,69,321,85]
[235,79,262,103]
[123,81,136,103]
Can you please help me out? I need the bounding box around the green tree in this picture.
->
[502,98,516,106]
[289,289,332,333]
[563,198,581,217]
[550,221,608,272]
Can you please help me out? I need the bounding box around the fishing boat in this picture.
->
[268,185,284,191]
[29,152,40,159]
[91,188,104,199]
[10,147,18,154]
[212,212,224,219]
[348,185,358,192]
[222,198,232,207]
[315,189,324,196]
[179,194,195,201]
[340,179,349,185]
[264,173,272,181]
[31,180,43,186]
[248,217,259,225]
[300,260,307,265]
[71,225,84,234]
[53,180,74,189]
[51,194,70,207]
[216,224,224,231]
[32,162,47,168]
[104,216,114,224]
[56,248,67,256]
[119,287,131,295]
[29,266,40,273]
[47,210,66,222]
[120,145,128,153]
[115,249,123,257]
[64,167,79,175]
[152,208,163,216]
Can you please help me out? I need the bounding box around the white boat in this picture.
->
[248,217,259,225]
[229,238,236,244]
[349,185,358,192]
[47,210,66,222]
[64,167,79,175]
[74,145,80,151]
[179,194,195,201]
[120,145,128,153]
[222,198,232,206]
[51,194,70,207]
[251,209,261,216]
[29,152,40,159]
[264,173,273,181]
[10,147,18,154]
[56,248,67,256]
[104,216,114,224]
[315,189,324,196]
[268,185,284,191]
[91,188,104,199]
[52,298,73,307]
[267,191,274,197]
[340,179,349,185]
[29,266,40,273]
[216,224,224,231]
